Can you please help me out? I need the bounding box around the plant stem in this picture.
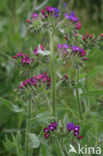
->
[25,98,32,156]
[50,29,56,117]
[75,68,83,120]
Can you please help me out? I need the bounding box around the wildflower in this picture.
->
[64,74,68,79]
[74,125,80,131]
[83,57,88,61]
[51,122,57,129]
[44,133,50,139]
[76,22,82,29]
[53,8,59,17]
[32,13,38,19]
[13,53,32,65]
[65,13,70,20]
[57,44,63,49]
[34,47,38,56]
[49,125,55,131]
[19,73,51,90]
[78,136,83,140]
[41,9,45,15]
[44,128,49,133]
[74,130,79,136]
[63,43,69,49]
[44,122,57,139]
[65,12,79,23]
[63,3,67,7]
[100,33,103,37]
[67,123,74,131]
[72,46,80,52]
[27,19,31,23]
[90,34,93,38]
[34,44,45,56]
[45,6,54,13]
[86,33,89,37]
[83,36,85,41]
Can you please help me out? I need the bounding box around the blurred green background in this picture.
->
[0,0,103,99]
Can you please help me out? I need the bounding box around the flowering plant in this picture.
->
[1,3,103,156]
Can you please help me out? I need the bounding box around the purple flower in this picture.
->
[21,58,26,64]
[51,122,57,129]
[53,8,59,17]
[32,13,38,18]
[63,3,67,7]
[65,13,70,20]
[44,128,49,133]
[63,43,69,49]
[44,133,50,139]
[45,6,54,12]
[57,44,63,49]
[49,124,55,131]
[24,54,28,58]
[34,47,38,56]
[67,123,74,131]
[65,12,79,22]
[70,12,75,17]
[72,46,80,52]
[74,125,80,131]
[74,130,79,136]
[26,58,31,64]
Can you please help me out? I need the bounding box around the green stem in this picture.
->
[75,68,83,120]
[25,98,32,156]
[50,29,56,117]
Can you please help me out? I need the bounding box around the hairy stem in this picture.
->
[25,98,32,156]
[50,30,56,117]
[75,68,83,120]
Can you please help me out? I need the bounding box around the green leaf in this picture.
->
[0,97,23,113]
[81,90,103,97]
[79,66,103,79]
[29,133,40,149]
[81,122,92,136]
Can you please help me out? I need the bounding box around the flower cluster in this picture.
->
[72,46,87,61]
[57,43,69,55]
[44,122,57,139]
[65,12,82,29]
[57,44,87,61]
[19,72,51,89]
[41,6,59,18]
[13,53,33,65]
[82,33,94,41]
[34,44,45,56]
[67,123,83,140]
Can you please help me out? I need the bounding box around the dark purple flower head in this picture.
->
[51,122,57,129]
[44,133,50,139]
[49,124,55,131]
[34,47,38,56]
[22,58,26,64]
[67,123,74,131]
[44,128,49,133]
[45,6,54,12]
[74,130,79,136]
[53,8,59,17]
[74,125,80,131]
[72,46,80,52]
